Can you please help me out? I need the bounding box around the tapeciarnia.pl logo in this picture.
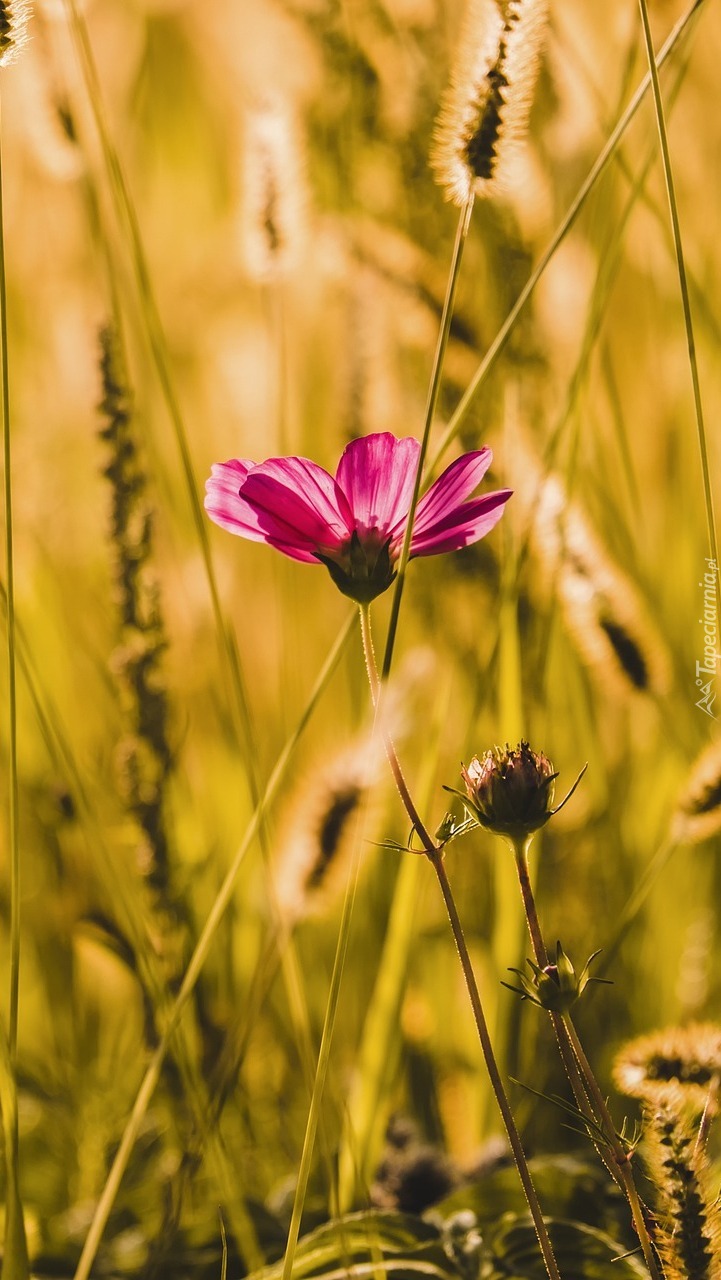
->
[696,558,719,718]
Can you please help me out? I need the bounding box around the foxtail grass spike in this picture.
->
[432,0,547,205]
[527,461,671,699]
[0,0,29,66]
[673,737,721,845]
[274,738,382,923]
[241,96,308,283]
[647,1106,721,1280]
[614,1023,721,1111]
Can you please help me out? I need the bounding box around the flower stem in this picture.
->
[511,840,663,1280]
[381,193,474,681]
[359,608,562,1280]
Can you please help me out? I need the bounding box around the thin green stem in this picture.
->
[359,605,436,854]
[72,615,354,1280]
[0,1012,28,1280]
[511,842,662,1280]
[637,0,719,593]
[0,87,27,1280]
[359,609,562,1280]
[381,194,474,681]
[427,0,705,477]
[280,854,360,1280]
[596,836,678,980]
[0,93,18,1064]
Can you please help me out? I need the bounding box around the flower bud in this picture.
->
[460,741,557,839]
[504,941,609,1013]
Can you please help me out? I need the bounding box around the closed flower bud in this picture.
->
[461,741,557,838]
[504,941,609,1013]
[445,740,587,845]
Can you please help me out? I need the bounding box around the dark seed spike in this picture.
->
[308,785,364,889]
[597,613,649,690]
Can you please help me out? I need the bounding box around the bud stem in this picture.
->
[510,838,663,1280]
[358,607,562,1280]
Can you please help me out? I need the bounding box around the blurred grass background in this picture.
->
[1,0,720,1271]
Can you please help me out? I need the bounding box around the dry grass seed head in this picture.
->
[645,1105,721,1280]
[431,0,547,206]
[17,48,83,182]
[530,468,671,699]
[240,96,308,283]
[0,0,30,65]
[673,737,721,846]
[613,1023,721,1111]
[274,739,383,924]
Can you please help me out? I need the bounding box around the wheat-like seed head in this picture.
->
[645,1106,721,1280]
[525,457,671,700]
[0,0,30,66]
[431,0,547,206]
[613,1023,721,1111]
[240,96,308,283]
[673,737,721,846]
[273,739,383,924]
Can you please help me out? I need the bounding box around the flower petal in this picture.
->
[205,459,260,536]
[410,448,493,535]
[240,456,353,560]
[205,459,320,561]
[335,433,420,537]
[408,488,512,557]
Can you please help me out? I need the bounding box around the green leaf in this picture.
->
[430,1155,633,1246]
[246,1210,458,1280]
[485,1217,649,1280]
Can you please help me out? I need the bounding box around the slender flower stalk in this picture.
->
[510,834,663,1280]
[358,607,562,1280]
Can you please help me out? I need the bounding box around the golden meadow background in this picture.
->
[1,0,721,1270]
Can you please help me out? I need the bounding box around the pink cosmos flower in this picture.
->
[205,432,511,602]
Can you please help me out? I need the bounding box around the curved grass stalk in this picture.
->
[72,613,354,1280]
[0,90,17,1063]
[280,841,363,1280]
[0,86,28,1280]
[381,194,474,681]
[0,1012,28,1280]
[63,0,261,786]
[595,835,679,981]
[427,0,706,478]
[636,0,719,591]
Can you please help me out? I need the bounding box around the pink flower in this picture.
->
[205,432,511,602]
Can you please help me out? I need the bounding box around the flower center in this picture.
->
[314,528,397,604]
